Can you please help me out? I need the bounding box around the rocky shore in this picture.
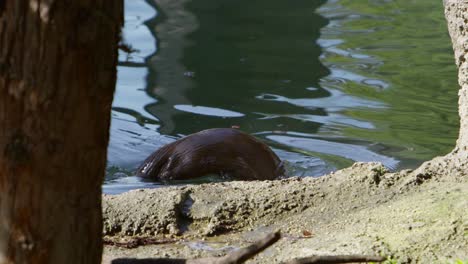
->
[102,161,467,263]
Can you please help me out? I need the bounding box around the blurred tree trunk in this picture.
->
[0,1,122,263]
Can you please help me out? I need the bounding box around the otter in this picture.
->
[136,128,284,181]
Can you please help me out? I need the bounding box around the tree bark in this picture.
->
[0,1,122,263]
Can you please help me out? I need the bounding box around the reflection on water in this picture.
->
[268,135,398,169]
[104,0,458,194]
[257,87,386,111]
[317,0,458,167]
[174,105,245,117]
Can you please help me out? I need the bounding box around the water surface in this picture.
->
[104,0,458,194]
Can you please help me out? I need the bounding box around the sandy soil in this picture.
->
[102,159,468,263]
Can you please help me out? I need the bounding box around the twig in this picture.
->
[109,232,385,264]
[190,230,281,264]
[118,42,138,54]
[104,237,179,249]
[283,255,386,264]
[110,231,281,264]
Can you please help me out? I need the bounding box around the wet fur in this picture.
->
[137,128,284,181]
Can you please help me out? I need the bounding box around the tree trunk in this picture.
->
[0,1,122,263]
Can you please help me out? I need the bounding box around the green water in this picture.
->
[318,0,458,166]
[104,0,458,193]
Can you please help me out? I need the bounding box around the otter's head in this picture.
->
[136,144,174,179]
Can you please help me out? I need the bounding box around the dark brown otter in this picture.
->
[136,128,284,181]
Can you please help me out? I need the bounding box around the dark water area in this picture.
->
[103,0,458,194]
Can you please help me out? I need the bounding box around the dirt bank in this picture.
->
[102,162,468,263]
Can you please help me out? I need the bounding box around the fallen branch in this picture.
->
[189,230,281,264]
[109,231,386,264]
[111,231,281,264]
